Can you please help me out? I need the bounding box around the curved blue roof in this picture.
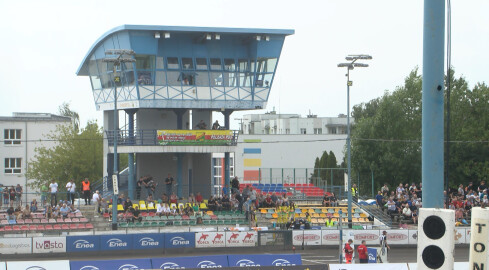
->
[76,25,294,76]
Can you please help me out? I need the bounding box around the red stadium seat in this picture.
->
[61,224,69,230]
[20,225,29,231]
[85,223,94,229]
[77,223,86,229]
[44,225,53,230]
[69,224,78,230]
[13,225,21,231]
[79,217,88,223]
[53,224,62,230]
[37,225,45,230]
[4,226,12,231]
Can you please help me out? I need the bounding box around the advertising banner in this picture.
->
[383,230,409,245]
[454,227,466,244]
[132,233,164,250]
[227,254,302,267]
[195,232,226,248]
[292,230,322,246]
[100,234,133,251]
[321,230,340,246]
[32,237,66,253]
[329,263,409,270]
[165,232,195,248]
[70,258,152,270]
[7,260,69,270]
[151,255,229,269]
[352,230,380,246]
[465,227,471,244]
[67,235,100,252]
[0,238,31,254]
[408,230,418,245]
[225,231,257,247]
[157,130,233,146]
[367,247,377,263]
[0,262,4,270]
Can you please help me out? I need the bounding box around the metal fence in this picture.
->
[257,230,292,250]
[0,191,81,209]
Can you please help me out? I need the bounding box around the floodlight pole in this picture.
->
[338,55,371,229]
[103,49,135,230]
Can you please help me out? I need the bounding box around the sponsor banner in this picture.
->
[0,262,4,270]
[454,227,466,244]
[70,258,152,270]
[225,231,257,247]
[321,230,340,246]
[407,262,469,270]
[165,232,195,248]
[133,233,164,249]
[329,263,409,270]
[157,130,233,146]
[100,234,132,251]
[195,232,226,248]
[352,230,380,246]
[0,238,32,254]
[367,247,377,263]
[292,231,322,246]
[383,230,409,245]
[32,237,66,253]
[465,227,471,244]
[67,235,100,252]
[151,255,229,269]
[408,230,418,245]
[227,254,302,267]
[7,260,69,270]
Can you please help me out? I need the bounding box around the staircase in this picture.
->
[357,203,393,227]
[78,204,111,231]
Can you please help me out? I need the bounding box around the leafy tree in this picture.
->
[58,102,80,133]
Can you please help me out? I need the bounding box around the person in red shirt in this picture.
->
[344,239,354,264]
[195,192,203,204]
[357,240,368,263]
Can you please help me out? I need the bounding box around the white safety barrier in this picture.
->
[6,260,69,270]
[329,263,409,270]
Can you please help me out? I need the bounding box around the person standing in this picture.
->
[357,240,368,263]
[92,190,101,216]
[40,183,48,206]
[378,231,390,263]
[66,179,76,205]
[136,177,143,200]
[165,174,174,196]
[82,178,91,205]
[344,239,354,264]
[231,177,240,194]
[49,180,58,207]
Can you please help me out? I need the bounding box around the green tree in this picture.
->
[58,102,80,133]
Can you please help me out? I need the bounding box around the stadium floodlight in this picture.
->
[337,54,372,229]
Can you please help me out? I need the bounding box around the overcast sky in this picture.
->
[0,0,487,130]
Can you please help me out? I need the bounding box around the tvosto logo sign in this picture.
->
[164,232,195,248]
[69,258,152,270]
[100,234,132,251]
[0,238,32,254]
[132,233,164,249]
[67,236,100,252]
[32,237,66,253]
[152,255,228,269]
[227,254,302,267]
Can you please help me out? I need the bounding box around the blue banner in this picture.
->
[70,258,152,270]
[164,232,195,248]
[151,255,228,269]
[100,234,133,251]
[367,247,377,263]
[132,233,165,250]
[67,235,100,252]
[227,254,302,267]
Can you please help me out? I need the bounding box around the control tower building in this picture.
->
[76,25,293,199]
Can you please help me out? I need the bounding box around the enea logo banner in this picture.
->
[152,255,228,269]
[157,130,233,146]
[165,232,195,248]
[100,235,132,250]
[227,254,302,267]
[133,233,164,249]
[67,236,99,252]
[70,258,152,270]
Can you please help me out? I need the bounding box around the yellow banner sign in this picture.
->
[157,130,233,145]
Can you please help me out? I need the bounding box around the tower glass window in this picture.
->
[135,55,155,70]
[167,57,179,69]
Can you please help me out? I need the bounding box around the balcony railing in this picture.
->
[106,129,239,146]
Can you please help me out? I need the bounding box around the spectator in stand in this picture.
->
[195,192,203,204]
[263,194,273,208]
[169,192,178,204]
[230,194,239,210]
[401,204,412,221]
[188,193,196,205]
[49,180,58,207]
[30,199,38,212]
[235,192,243,213]
[208,195,217,211]
[242,185,250,201]
[82,178,91,205]
[455,207,468,226]
[164,174,174,197]
[15,184,23,206]
[145,194,154,206]
[221,194,231,210]
[21,204,31,219]
[465,182,475,194]
[381,183,389,196]
[282,193,289,206]
[131,206,142,222]
[161,193,169,204]
[162,203,171,216]
[412,209,418,224]
[249,187,257,204]
[212,120,221,130]
[329,193,338,207]
[192,203,201,216]
[3,187,9,206]
[271,192,278,206]
[183,204,194,216]
[92,190,101,215]
[231,177,240,194]
[123,198,133,211]
[396,183,404,199]
[69,204,81,214]
[60,203,70,218]
[376,191,384,209]
[136,177,143,200]
[196,120,207,130]
[169,205,178,216]
[458,184,465,198]
[478,180,487,196]
[386,197,397,217]
[44,205,53,219]
[222,184,229,197]
[66,179,76,205]
[9,186,16,207]
[7,206,15,220]
[322,193,330,207]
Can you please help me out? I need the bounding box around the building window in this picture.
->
[329,127,337,134]
[5,158,21,174]
[4,129,21,145]
[314,128,322,134]
[300,128,306,134]
[285,129,290,134]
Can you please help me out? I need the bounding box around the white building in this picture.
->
[0,112,71,197]
[213,112,351,191]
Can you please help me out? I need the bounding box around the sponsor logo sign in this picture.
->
[195,232,225,248]
[321,231,340,245]
[100,234,132,251]
[382,230,409,245]
[67,236,99,252]
[157,130,233,146]
[225,231,256,247]
[165,232,195,248]
[0,238,32,254]
[7,260,69,270]
[151,255,228,269]
[132,233,164,249]
[70,259,152,270]
[293,231,321,246]
[408,230,418,245]
[367,247,377,263]
[32,237,66,253]
[227,254,302,267]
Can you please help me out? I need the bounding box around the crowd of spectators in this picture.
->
[374,181,485,226]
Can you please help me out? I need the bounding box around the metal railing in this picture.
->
[106,129,239,146]
[0,191,81,209]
